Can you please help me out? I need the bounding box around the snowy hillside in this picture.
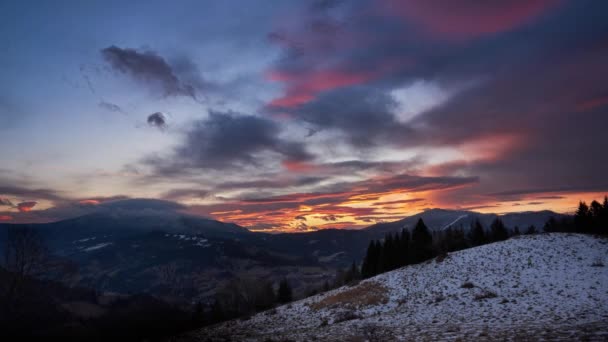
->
[183,234,608,341]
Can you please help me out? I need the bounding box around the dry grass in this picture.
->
[309,281,388,311]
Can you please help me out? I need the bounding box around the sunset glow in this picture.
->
[1,0,607,232]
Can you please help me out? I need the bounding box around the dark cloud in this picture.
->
[147,110,313,173]
[147,112,167,130]
[264,0,608,202]
[17,201,37,212]
[161,189,209,201]
[0,185,65,202]
[98,100,124,114]
[0,198,13,207]
[101,45,199,99]
[216,176,324,190]
[372,198,424,206]
[292,86,407,147]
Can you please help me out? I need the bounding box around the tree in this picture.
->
[361,240,380,278]
[398,229,410,266]
[574,201,591,233]
[468,219,486,246]
[446,226,468,252]
[512,226,521,236]
[2,225,49,310]
[590,200,603,233]
[490,218,509,242]
[254,281,276,311]
[410,218,433,263]
[344,261,360,284]
[543,217,561,233]
[525,225,537,235]
[277,278,292,304]
[602,196,608,235]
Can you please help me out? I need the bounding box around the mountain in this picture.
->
[0,201,567,304]
[364,208,564,235]
[183,234,608,341]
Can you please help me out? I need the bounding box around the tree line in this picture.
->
[204,277,293,324]
[359,216,520,279]
[544,197,608,235]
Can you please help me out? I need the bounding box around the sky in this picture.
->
[1,0,607,231]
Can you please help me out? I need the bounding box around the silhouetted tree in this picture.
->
[398,229,410,266]
[513,226,521,236]
[574,201,591,232]
[490,218,509,242]
[468,219,486,246]
[590,200,603,233]
[447,226,468,252]
[543,216,561,233]
[525,225,537,235]
[2,225,49,314]
[362,240,382,278]
[277,278,292,304]
[410,218,433,263]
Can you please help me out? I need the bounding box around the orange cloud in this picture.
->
[0,215,12,221]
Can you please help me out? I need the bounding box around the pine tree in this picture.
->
[590,200,603,233]
[574,201,591,233]
[361,240,376,278]
[543,217,560,233]
[468,219,486,246]
[399,229,410,266]
[277,278,292,304]
[411,218,433,263]
[490,218,509,242]
[525,225,537,235]
[602,196,608,235]
[513,225,521,236]
[364,239,382,278]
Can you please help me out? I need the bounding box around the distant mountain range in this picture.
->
[0,199,566,303]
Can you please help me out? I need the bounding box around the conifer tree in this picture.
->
[490,218,509,242]
[468,219,486,246]
[277,278,293,304]
[411,218,433,263]
[575,201,591,232]
[513,225,521,236]
[525,225,537,235]
[399,229,410,266]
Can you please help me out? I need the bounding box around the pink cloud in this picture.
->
[17,201,37,212]
[267,69,375,108]
[381,0,562,40]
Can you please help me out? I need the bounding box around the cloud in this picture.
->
[161,189,209,201]
[186,173,477,230]
[290,86,408,147]
[0,198,13,207]
[381,0,562,40]
[101,45,200,99]
[147,112,167,130]
[98,100,124,114]
[0,185,65,202]
[17,201,37,212]
[147,110,312,173]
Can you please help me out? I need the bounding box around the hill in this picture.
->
[183,234,608,341]
[0,202,566,304]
